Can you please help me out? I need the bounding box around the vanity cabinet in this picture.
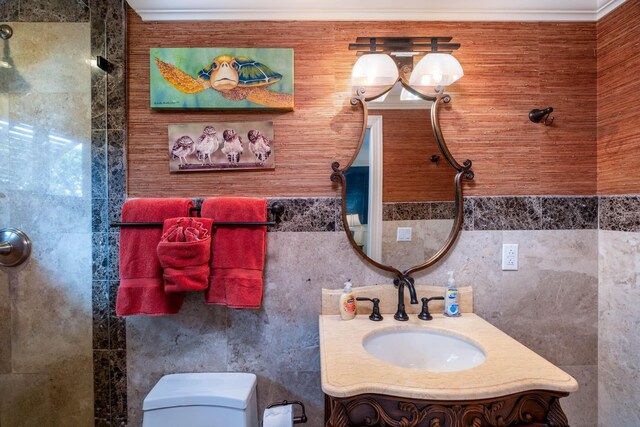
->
[319,288,577,427]
[324,391,570,427]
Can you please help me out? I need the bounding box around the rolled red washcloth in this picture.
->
[116,198,193,316]
[201,197,267,309]
[157,217,213,293]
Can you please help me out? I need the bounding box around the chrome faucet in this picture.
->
[393,277,419,321]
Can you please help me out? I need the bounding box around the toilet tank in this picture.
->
[142,373,258,427]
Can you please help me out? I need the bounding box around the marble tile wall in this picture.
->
[120,196,599,427]
[0,18,93,427]
[598,196,640,426]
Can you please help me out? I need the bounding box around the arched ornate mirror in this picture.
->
[331,37,474,283]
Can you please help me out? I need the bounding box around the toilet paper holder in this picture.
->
[266,400,307,424]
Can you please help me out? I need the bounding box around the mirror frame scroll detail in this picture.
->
[331,80,474,281]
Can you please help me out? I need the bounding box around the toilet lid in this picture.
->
[143,373,257,411]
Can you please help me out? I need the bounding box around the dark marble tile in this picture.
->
[430,201,456,220]
[541,197,597,230]
[599,196,640,232]
[19,0,90,22]
[91,69,107,130]
[106,63,126,131]
[108,232,120,281]
[107,130,126,197]
[268,198,338,232]
[334,198,344,232]
[90,0,108,57]
[474,196,542,230]
[94,418,111,427]
[93,350,111,420]
[105,0,125,62]
[392,202,429,221]
[462,197,474,231]
[473,197,506,230]
[108,193,126,225]
[0,0,19,20]
[92,130,107,199]
[93,198,108,233]
[92,232,109,281]
[109,315,126,351]
[110,350,128,423]
[93,280,110,350]
[109,281,120,316]
[382,204,395,221]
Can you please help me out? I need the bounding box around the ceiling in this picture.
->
[127,0,626,22]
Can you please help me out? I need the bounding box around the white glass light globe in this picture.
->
[409,53,464,87]
[351,54,399,89]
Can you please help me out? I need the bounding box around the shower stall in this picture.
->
[0,21,94,425]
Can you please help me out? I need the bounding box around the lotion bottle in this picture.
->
[339,281,357,320]
[444,271,461,317]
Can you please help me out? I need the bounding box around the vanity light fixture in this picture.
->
[409,53,464,89]
[349,37,463,93]
[350,53,399,90]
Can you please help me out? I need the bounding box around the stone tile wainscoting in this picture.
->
[598,196,640,426]
[114,195,599,427]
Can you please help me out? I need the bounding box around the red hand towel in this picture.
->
[201,198,267,309]
[157,217,213,293]
[116,198,193,316]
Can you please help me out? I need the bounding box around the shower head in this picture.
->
[0,24,13,40]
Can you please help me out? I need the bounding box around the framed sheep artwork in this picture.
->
[168,121,275,172]
[151,47,294,110]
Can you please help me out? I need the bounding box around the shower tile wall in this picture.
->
[0,20,93,427]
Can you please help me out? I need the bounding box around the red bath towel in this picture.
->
[201,198,267,309]
[157,217,213,293]
[116,198,193,316]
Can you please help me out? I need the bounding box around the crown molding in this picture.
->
[127,0,627,22]
[596,0,627,19]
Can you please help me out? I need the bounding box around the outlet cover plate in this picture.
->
[502,243,519,270]
[397,227,412,242]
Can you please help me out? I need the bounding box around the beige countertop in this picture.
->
[319,313,578,400]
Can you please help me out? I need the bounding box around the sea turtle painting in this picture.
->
[151,48,294,110]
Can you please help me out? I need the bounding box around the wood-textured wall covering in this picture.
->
[370,109,455,203]
[597,0,640,195]
[127,8,597,198]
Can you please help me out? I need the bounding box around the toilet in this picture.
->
[142,372,259,427]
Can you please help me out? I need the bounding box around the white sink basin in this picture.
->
[363,328,486,372]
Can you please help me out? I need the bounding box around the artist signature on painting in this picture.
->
[154,101,180,105]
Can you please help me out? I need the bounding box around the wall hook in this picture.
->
[529,107,554,126]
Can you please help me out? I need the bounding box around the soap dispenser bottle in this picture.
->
[339,281,357,320]
[444,271,460,317]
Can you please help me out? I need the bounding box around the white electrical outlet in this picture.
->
[502,243,519,270]
[397,227,412,242]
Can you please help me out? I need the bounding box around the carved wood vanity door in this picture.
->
[324,391,570,427]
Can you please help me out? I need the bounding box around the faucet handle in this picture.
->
[418,296,445,321]
[356,297,383,321]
